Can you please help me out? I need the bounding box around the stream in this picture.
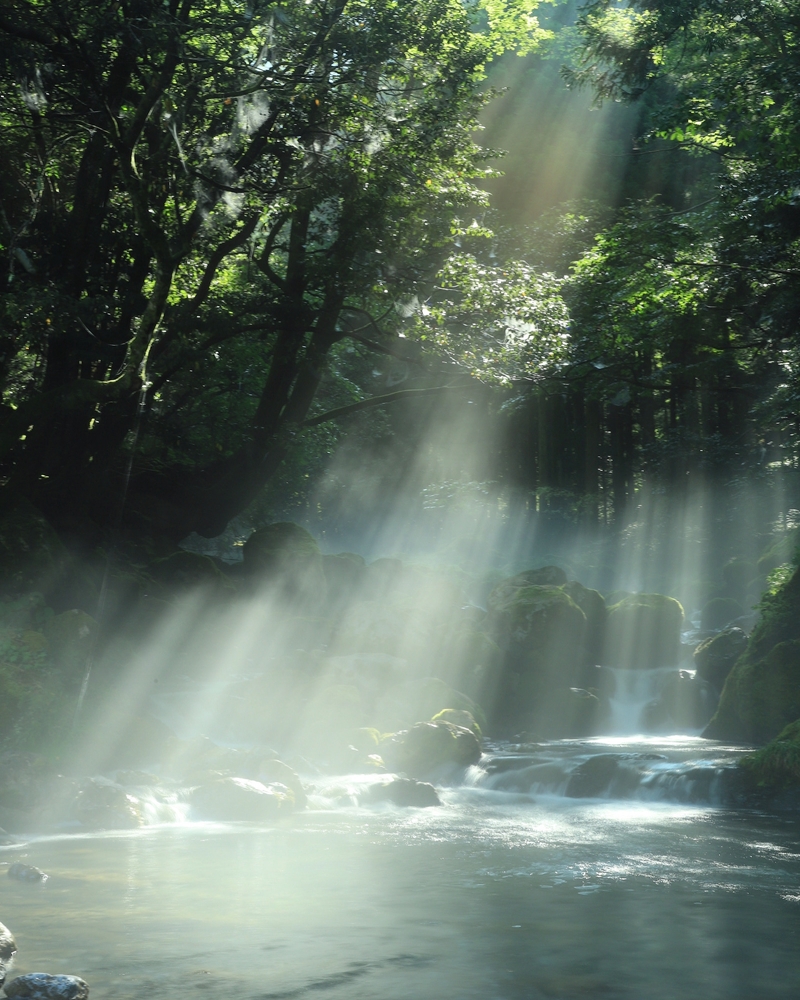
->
[3,736,800,1000]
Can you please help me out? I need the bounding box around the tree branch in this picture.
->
[303,384,471,427]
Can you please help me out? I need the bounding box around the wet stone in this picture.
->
[363,778,441,808]
[0,920,17,960]
[8,862,48,882]
[5,974,89,1000]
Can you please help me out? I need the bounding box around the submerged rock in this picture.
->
[190,776,292,821]
[363,778,441,808]
[5,973,89,999]
[380,721,481,780]
[8,862,48,882]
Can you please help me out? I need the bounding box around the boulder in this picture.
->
[362,778,441,808]
[5,974,89,1000]
[700,597,745,632]
[0,921,16,961]
[242,523,324,603]
[8,862,48,882]
[603,593,684,669]
[739,719,800,791]
[561,581,607,667]
[704,565,800,743]
[254,759,307,809]
[380,721,481,779]
[486,580,586,726]
[190,776,291,820]
[71,779,144,829]
[430,708,481,738]
[694,628,748,691]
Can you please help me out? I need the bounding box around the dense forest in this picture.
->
[2,0,800,564]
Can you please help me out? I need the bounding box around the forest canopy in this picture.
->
[2,0,800,547]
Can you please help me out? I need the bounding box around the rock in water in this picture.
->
[363,778,441,807]
[0,920,17,960]
[5,974,88,999]
[8,862,48,882]
[190,776,291,821]
[381,721,480,779]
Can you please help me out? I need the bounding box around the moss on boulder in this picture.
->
[704,565,800,743]
[739,719,800,791]
[603,593,684,669]
[561,580,607,666]
[380,720,481,779]
[694,628,748,691]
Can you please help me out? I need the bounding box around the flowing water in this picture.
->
[3,737,800,999]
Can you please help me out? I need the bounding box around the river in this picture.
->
[3,736,800,999]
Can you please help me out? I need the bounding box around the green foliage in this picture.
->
[0,0,548,539]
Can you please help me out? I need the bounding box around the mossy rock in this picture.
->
[380,720,481,779]
[694,628,748,690]
[488,581,585,660]
[705,639,800,744]
[410,677,487,731]
[431,708,481,738]
[71,778,144,829]
[740,719,800,790]
[561,581,607,665]
[190,776,292,821]
[514,565,568,587]
[700,597,745,631]
[603,593,684,669]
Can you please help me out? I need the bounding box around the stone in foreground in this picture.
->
[5,974,89,999]
[0,921,16,961]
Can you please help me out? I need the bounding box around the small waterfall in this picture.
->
[605,666,670,734]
